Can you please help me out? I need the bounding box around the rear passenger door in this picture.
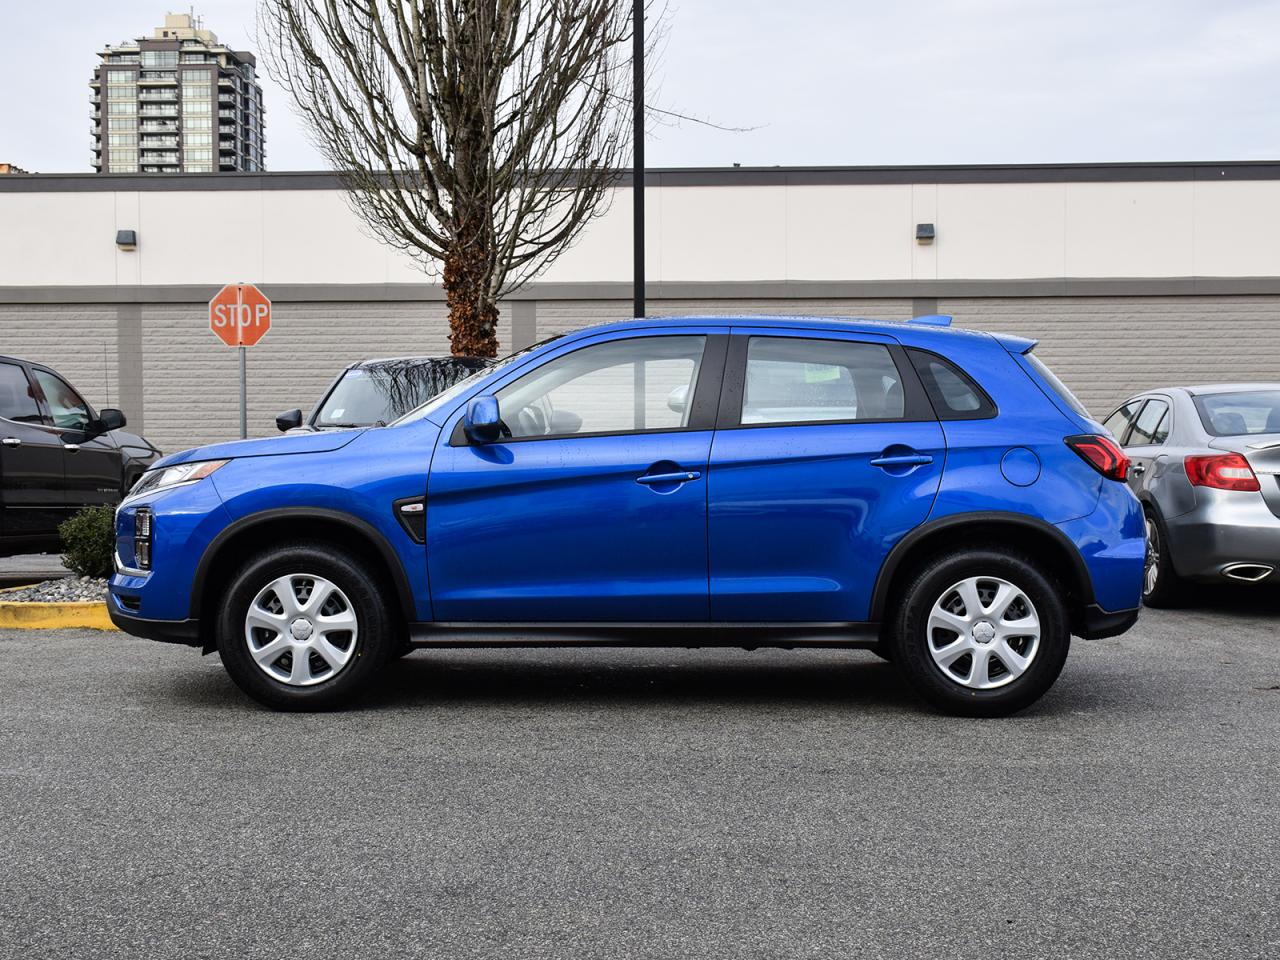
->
[1120,397,1171,500]
[0,360,66,545]
[707,330,945,622]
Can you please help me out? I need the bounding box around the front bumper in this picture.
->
[107,597,201,647]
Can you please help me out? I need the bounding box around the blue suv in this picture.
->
[109,316,1144,716]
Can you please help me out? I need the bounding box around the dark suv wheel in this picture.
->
[889,548,1070,717]
[215,541,396,711]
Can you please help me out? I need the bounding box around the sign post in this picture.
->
[209,283,272,439]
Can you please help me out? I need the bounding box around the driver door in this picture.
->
[426,330,728,622]
[28,366,123,510]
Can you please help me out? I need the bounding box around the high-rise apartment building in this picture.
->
[91,13,265,174]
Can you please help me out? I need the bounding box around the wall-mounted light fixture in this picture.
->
[915,223,936,245]
[116,229,137,251]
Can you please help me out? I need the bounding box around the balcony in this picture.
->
[139,105,178,116]
[218,109,236,119]
[140,120,179,132]
[141,135,180,148]
[138,89,178,101]
[140,152,180,164]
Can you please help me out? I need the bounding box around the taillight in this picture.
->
[1185,453,1260,492]
[1065,434,1130,481]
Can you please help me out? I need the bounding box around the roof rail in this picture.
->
[909,314,953,327]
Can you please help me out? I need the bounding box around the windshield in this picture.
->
[391,336,564,425]
[1193,390,1280,437]
[315,359,484,428]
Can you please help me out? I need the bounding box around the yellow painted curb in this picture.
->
[0,601,118,631]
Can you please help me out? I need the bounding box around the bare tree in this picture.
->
[259,0,644,358]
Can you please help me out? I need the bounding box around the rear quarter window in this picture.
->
[906,349,995,420]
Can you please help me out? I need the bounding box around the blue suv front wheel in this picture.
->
[215,541,398,710]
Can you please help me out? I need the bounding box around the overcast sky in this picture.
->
[2,0,1277,173]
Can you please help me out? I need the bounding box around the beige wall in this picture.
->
[5,179,1280,289]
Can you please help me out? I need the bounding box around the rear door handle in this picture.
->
[1,437,19,448]
[636,470,701,485]
[870,454,933,468]
[64,444,80,453]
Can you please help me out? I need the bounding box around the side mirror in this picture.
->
[96,408,127,433]
[464,396,503,444]
[667,384,689,414]
[276,409,303,432]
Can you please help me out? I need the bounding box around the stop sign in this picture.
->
[209,283,271,347]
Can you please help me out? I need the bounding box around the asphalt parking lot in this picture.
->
[2,594,1278,960]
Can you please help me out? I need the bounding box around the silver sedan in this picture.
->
[1102,384,1280,606]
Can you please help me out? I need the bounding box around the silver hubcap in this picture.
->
[926,576,1041,690]
[244,574,358,686]
[1144,517,1159,595]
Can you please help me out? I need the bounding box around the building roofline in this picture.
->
[2,160,1280,191]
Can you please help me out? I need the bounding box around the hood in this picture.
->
[151,428,365,469]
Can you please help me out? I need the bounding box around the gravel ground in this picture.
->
[0,577,107,603]
[1,593,1278,960]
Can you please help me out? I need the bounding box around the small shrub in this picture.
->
[60,505,116,579]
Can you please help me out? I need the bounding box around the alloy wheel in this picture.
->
[1143,516,1159,597]
[926,576,1041,690]
[243,574,359,686]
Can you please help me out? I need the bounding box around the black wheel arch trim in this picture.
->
[189,507,417,624]
[869,510,1097,621]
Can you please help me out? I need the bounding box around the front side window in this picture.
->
[1103,401,1143,443]
[496,336,706,439]
[1127,399,1170,447]
[741,337,904,425]
[0,362,42,424]
[30,369,91,431]
[1193,390,1280,437]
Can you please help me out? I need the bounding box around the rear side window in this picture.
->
[741,337,905,425]
[1026,352,1091,418]
[0,362,43,424]
[1127,399,1170,446]
[906,350,995,420]
[1103,401,1143,443]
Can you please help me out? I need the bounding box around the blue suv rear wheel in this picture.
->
[890,548,1071,716]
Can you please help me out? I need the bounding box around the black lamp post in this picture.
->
[632,0,645,318]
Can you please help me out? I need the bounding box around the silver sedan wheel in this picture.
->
[244,574,359,686]
[926,576,1041,690]
[1144,516,1159,596]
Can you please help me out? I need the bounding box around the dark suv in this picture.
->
[0,355,160,557]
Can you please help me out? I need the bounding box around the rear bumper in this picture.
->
[1080,603,1140,640]
[108,601,201,647]
[1164,491,1280,582]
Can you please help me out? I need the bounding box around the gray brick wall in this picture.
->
[941,296,1280,417]
[2,294,1277,454]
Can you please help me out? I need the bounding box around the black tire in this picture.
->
[215,541,396,711]
[888,548,1071,717]
[1140,507,1186,609]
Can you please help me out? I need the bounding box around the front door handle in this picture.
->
[1,437,20,448]
[636,470,701,485]
[870,453,933,468]
[64,444,80,453]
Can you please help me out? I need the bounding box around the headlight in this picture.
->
[128,460,228,500]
